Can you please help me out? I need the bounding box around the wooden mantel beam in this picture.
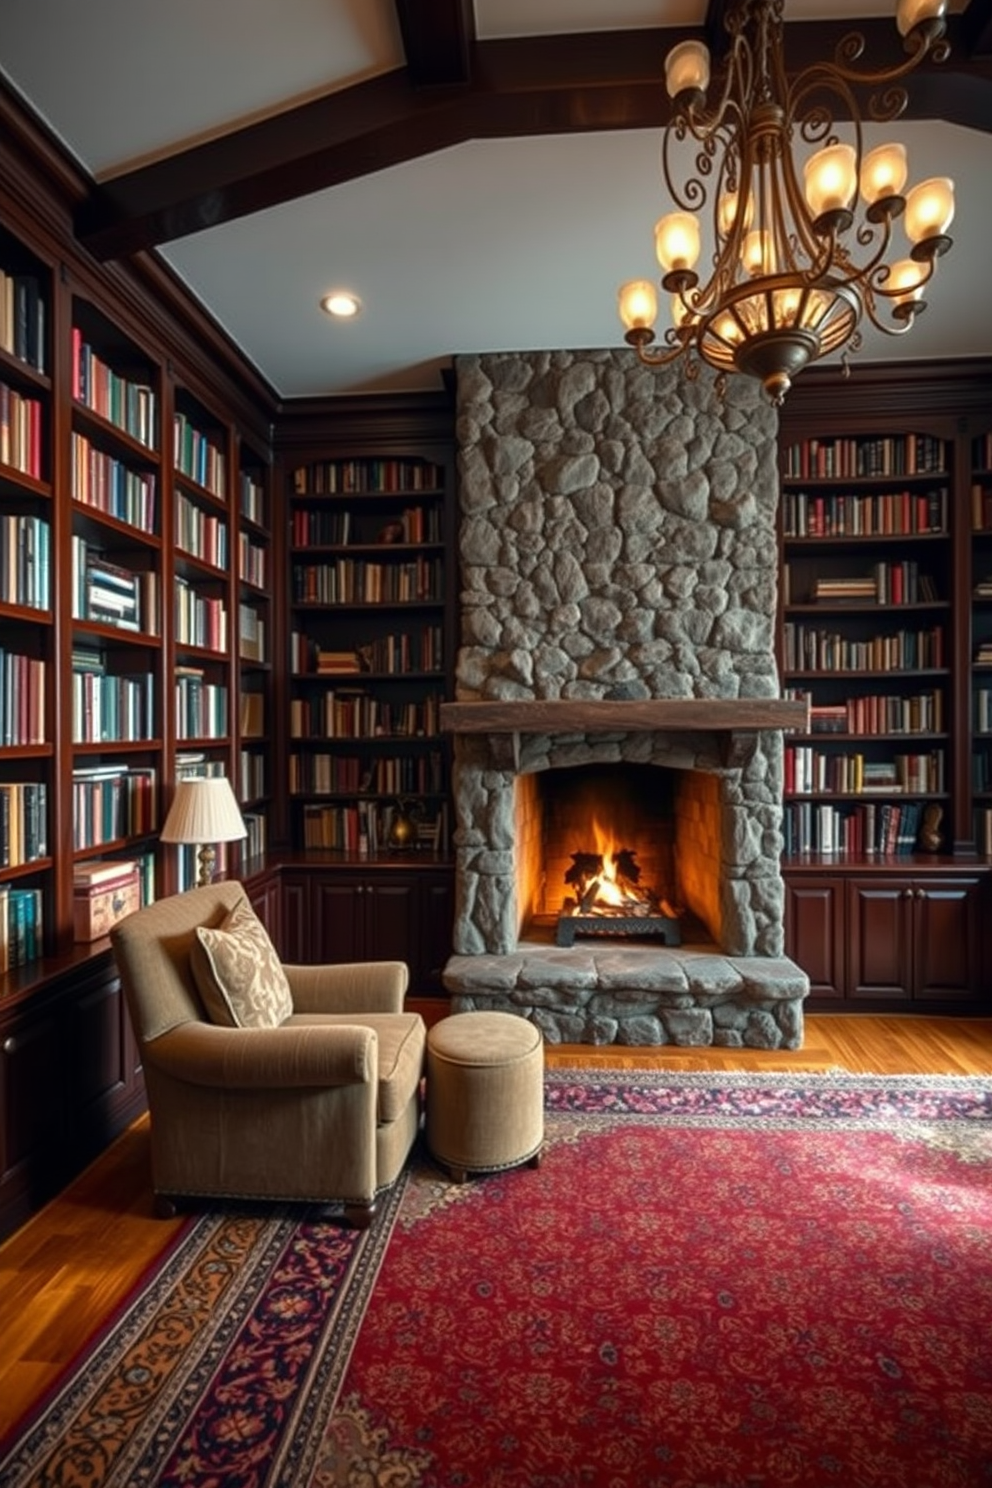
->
[439,698,809,735]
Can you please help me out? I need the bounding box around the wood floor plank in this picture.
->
[1,1014,990,1439]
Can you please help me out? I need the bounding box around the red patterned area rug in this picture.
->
[3,1070,992,1488]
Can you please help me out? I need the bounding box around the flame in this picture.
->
[588,816,645,909]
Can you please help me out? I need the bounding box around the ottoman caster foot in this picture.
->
[448,1165,469,1184]
[529,1147,543,1170]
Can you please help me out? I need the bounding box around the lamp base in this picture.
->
[197,844,217,887]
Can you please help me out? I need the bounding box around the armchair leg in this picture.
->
[343,1200,376,1229]
[153,1193,179,1219]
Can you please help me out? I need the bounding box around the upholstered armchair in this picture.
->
[110,881,425,1227]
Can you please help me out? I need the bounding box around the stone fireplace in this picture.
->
[441,350,810,1047]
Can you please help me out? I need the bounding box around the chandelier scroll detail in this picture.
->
[617,0,955,404]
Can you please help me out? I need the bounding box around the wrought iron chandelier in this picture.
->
[617,0,955,404]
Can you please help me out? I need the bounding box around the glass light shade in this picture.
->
[618,279,658,332]
[860,143,908,205]
[717,190,753,239]
[896,0,947,37]
[904,176,955,242]
[887,257,927,305]
[665,40,710,99]
[160,776,247,846]
[741,229,773,277]
[654,212,701,274]
[804,144,858,217]
[772,288,803,327]
[712,310,744,346]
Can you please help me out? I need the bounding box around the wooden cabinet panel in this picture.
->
[419,872,455,994]
[848,879,914,1000]
[0,1005,63,1202]
[784,877,845,999]
[279,877,312,963]
[912,878,983,1001]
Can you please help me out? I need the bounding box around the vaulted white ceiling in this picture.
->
[3,0,990,397]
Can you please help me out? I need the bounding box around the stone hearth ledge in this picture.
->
[443,941,809,1050]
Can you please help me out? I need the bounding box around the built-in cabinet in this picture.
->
[785,863,985,1007]
[779,364,992,1006]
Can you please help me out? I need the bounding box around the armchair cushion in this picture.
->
[191,895,293,1028]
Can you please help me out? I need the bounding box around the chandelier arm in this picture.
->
[824,24,947,99]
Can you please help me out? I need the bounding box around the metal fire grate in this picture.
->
[554,912,682,949]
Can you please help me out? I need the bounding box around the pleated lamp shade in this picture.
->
[160,776,246,885]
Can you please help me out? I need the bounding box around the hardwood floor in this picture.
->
[1,1012,991,1441]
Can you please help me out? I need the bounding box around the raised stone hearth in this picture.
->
[444,941,808,1048]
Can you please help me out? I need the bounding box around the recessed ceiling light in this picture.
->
[320,291,361,319]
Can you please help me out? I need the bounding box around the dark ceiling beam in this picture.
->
[75,16,992,262]
[393,0,476,87]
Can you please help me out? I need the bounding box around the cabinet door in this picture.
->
[0,1004,65,1228]
[311,879,365,964]
[417,871,455,994]
[279,876,313,962]
[784,876,845,1000]
[246,875,281,949]
[847,879,913,1000]
[365,881,418,969]
[912,878,984,1001]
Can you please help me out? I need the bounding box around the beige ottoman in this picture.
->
[426,1011,544,1183]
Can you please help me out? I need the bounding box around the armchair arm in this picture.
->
[285,959,409,1015]
[144,1020,377,1090]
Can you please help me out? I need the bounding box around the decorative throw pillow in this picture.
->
[191,896,293,1028]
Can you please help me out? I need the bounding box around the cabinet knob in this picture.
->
[916,887,926,899]
[903,888,913,898]
[2,1037,16,1055]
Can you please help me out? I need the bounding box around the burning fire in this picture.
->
[563,816,679,921]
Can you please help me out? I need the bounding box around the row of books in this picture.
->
[292,556,443,605]
[782,623,944,674]
[974,434,992,473]
[972,748,992,793]
[0,781,47,865]
[790,562,939,607]
[71,328,156,448]
[173,411,226,498]
[240,472,265,528]
[971,484,992,534]
[784,688,944,736]
[785,747,945,796]
[300,798,448,855]
[974,689,992,734]
[238,603,266,663]
[71,538,158,634]
[290,625,443,676]
[175,578,228,652]
[0,885,43,972]
[0,646,45,746]
[289,504,442,547]
[0,268,45,372]
[239,750,265,803]
[293,459,443,495]
[781,488,947,538]
[783,799,928,857]
[242,810,266,863]
[240,691,264,737]
[0,513,49,611]
[976,640,992,665]
[782,434,946,481]
[239,532,266,588]
[72,650,154,744]
[176,490,228,569]
[72,763,157,851]
[175,667,228,740]
[289,749,445,796]
[0,380,44,479]
[71,432,157,531]
[289,691,442,740]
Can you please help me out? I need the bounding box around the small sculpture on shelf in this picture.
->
[386,797,422,852]
[918,803,943,853]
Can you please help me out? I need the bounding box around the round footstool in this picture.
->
[426,1011,544,1183]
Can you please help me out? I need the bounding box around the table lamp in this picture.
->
[160,776,247,886]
